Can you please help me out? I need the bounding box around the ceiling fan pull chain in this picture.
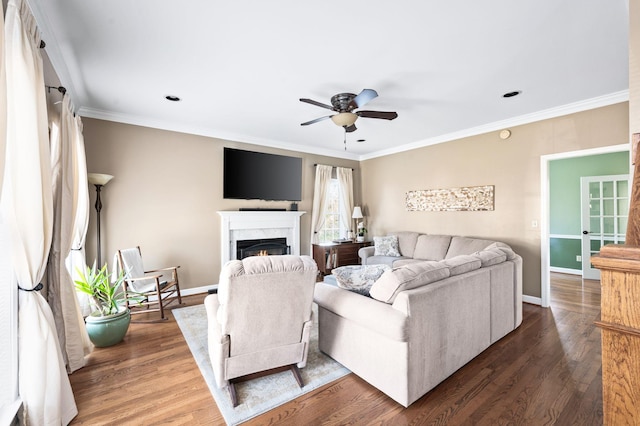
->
[344,128,347,150]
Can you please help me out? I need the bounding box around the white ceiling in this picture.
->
[29,0,629,160]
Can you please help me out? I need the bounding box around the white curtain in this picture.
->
[64,103,92,318]
[0,0,5,186]
[336,167,354,236]
[48,94,93,373]
[0,0,21,419]
[310,164,332,245]
[2,0,77,423]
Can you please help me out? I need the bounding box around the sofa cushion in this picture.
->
[363,255,411,267]
[332,264,391,296]
[445,236,496,259]
[393,231,421,257]
[392,258,424,267]
[370,261,451,303]
[413,234,452,261]
[443,255,482,276]
[485,242,517,260]
[472,248,507,267]
[374,235,401,257]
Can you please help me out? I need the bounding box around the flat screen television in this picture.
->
[223,148,302,201]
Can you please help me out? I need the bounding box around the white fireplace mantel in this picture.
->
[217,211,306,265]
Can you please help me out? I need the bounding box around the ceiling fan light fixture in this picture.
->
[331,112,358,127]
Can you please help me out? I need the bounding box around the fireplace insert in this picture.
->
[236,238,290,260]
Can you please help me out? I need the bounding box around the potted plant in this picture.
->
[74,263,139,347]
[356,222,367,242]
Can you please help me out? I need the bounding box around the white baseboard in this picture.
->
[180,285,217,296]
[146,284,216,302]
[550,267,582,276]
[522,295,542,306]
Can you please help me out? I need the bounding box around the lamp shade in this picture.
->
[352,206,363,219]
[88,173,114,186]
[331,112,358,127]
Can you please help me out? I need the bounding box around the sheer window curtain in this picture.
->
[47,94,93,374]
[336,167,354,236]
[310,164,332,245]
[2,0,77,423]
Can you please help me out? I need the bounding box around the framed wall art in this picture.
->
[406,185,495,212]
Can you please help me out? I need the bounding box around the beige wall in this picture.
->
[82,118,360,290]
[361,102,629,298]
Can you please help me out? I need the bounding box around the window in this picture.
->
[317,179,346,243]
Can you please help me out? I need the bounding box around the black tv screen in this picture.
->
[223,148,302,201]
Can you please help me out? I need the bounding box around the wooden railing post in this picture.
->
[593,145,640,424]
[625,143,640,246]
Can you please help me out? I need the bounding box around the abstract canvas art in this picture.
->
[406,185,495,212]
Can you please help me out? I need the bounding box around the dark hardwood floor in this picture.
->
[68,273,602,425]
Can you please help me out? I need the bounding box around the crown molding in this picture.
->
[78,107,361,161]
[359,91,630,161]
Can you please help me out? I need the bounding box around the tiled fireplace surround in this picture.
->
[217,211,305,265]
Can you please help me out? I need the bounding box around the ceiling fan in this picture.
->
[300,89,398,133]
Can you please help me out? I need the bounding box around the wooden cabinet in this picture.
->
[312,241,371,276]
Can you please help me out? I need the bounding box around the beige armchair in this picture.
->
[205,255,317,407]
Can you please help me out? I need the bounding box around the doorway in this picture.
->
[540,144,630,307]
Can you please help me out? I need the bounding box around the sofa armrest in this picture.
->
[314,282,408,341]
[358,246,375,263]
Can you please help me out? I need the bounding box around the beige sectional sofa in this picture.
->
[313,232,522,407]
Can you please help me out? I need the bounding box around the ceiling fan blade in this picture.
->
[300,98,335,111]
[357,110,398,120]
[349,89,378,109]
[345,124,357,133]
[301,115,333,126]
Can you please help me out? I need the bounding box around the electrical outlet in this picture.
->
[576,255,582,262]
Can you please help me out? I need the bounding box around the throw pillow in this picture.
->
[374,235,401,257]
[332,264,391,296]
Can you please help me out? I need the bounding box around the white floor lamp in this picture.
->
[88,173,114,267]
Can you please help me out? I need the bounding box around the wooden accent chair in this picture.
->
[205,255,317,407]
[116,246,182,320]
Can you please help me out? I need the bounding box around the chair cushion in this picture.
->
[332,264,391,296]
[369,261,450,304]
[374,235,401,257]
[119,248,157,292]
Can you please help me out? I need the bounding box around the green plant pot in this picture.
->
[85,308,131,348]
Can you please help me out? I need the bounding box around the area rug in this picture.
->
[173,303,350,425]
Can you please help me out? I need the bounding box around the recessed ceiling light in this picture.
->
[356,139,366,143]
[165,95,181,102]
[502,91,521,98]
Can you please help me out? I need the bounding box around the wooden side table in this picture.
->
[312,241,371,276]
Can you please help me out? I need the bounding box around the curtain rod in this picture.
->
[313,164,354,171]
